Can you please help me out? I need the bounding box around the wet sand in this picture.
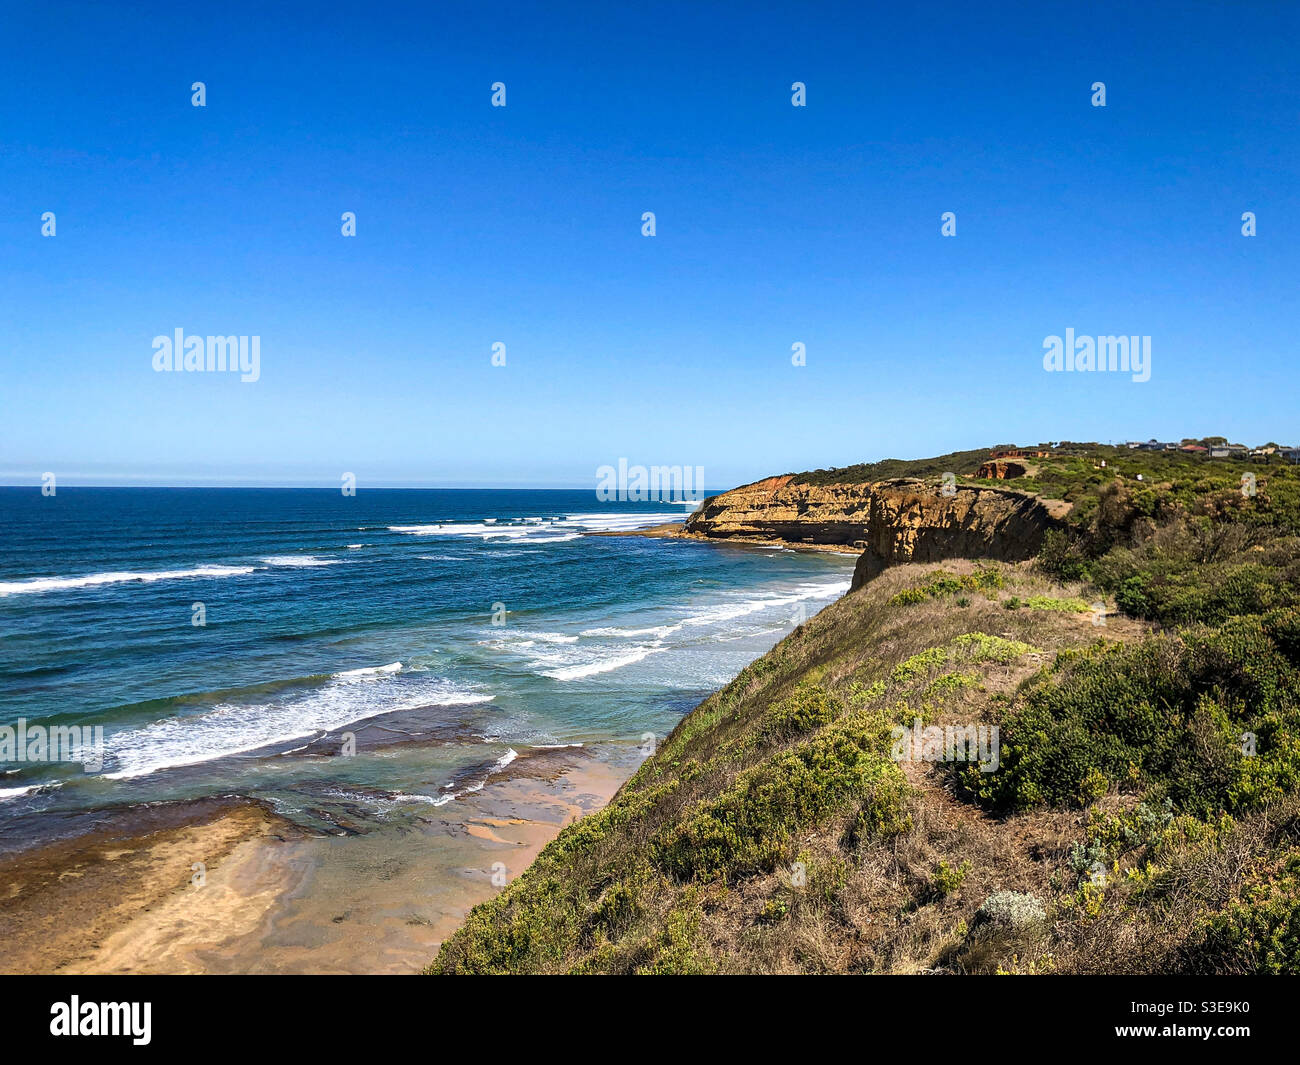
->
[0,798,295,974]
[0,747,632,974]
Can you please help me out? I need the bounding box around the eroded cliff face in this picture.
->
[684,476,1065,589]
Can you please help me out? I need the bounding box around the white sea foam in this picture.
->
[541,645,664,681]
[553,513,681,531]
[430,748,519,807]
[0,564,257,597]
[477,577,849,684]
[333,661,403,679]
[388,512,683,542]
[0,783,47,801]
[102,669,494,780]
[580,624,678,639]
[479,625,667,682]
[387,791,441,805]
[390,522,509,537]
[574,581,846,646]
[479,630,578,652]
[262,555,342,567]
[681,580,850,627]
[529,632,580,644]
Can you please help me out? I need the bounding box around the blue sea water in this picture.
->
[0,487,853,851]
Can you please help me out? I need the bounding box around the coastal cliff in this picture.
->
[432,444,1300,975]
[683,476,1066,589]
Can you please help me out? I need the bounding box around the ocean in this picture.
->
[0,488,854,856]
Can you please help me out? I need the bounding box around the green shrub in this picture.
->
[889,567,1004,606]
[932,859,970,897]
[924,671,979,697]
[636,895,716,974]
[1022,595,1091,613]
[951,632,1037,662]
[964,610,1300,815]
[1039,528,1090,581]
[892,647,948,683]
[1183,855,1300,974]
[757,684,842,743]
[654,700,909,881]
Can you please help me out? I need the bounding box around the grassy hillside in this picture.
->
[430,443,1300,975]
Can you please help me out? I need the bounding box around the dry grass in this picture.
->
[431,558,1299,975]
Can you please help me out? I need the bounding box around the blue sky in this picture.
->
[2,0,1297,487]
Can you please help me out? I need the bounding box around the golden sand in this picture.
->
[0,747,631,974]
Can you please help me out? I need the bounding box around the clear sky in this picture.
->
[2,0,1297,487]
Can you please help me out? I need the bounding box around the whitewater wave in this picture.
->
[479,625,667,682]
[529,632,580,644]
[333,661,403,679]
[431,748,519,807]
[0,782,61,802]
[580,624,678,639]
[479,578,848,683]
[0,564,257,597]
[388,511,684,543]
[102,666,494,780]
[390,523,501,537]
[0,552,356,598]
[541,647,663,680]
[573,580,848,645]
[681,580,850,627]
[555,512,687,531]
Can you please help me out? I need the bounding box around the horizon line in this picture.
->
[0,482,727,493]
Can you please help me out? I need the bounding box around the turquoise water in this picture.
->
[0,488,853,851]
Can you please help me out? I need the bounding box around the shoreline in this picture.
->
[0,746,635,974]
[2,527,856,975]
[0,797,294,975]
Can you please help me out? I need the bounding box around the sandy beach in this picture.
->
[0,746,633,975]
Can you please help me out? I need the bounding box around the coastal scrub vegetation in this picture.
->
[789,448,991,487]
[430,442,1300,974]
